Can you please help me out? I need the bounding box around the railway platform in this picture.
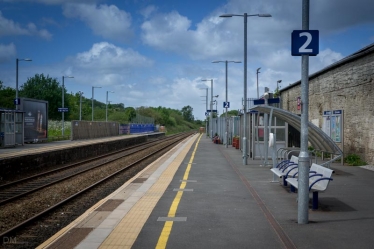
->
[0,135,138,160]
[35,133,374,249]
[0,134,164,181]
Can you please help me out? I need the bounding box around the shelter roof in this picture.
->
[251,106,342,155]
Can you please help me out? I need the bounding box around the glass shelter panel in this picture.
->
[251,112,287,159]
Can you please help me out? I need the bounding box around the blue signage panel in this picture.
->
[253,99,265,105]
[58,107,69,112]
[253,98,280,105]
[14,98,20,105]
[268,98,280,104]
[223,102,230,108]
[292,30,319,56]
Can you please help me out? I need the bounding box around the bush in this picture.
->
[344,154,367,166]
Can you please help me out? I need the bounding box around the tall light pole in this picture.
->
[92,86,102,121]
[78,91,83,121]
[213,60,241,148]
[220,12,271,165]
[213,95,219,137]
[256,67,261,99]
[202,79,214,138]
[277,79,282,92]
[199,88,209,137]
[106,91,114,122]
[15,58,32,110]
[62,76,74,136]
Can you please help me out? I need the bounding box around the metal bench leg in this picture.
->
[283,176,287,186]
[290,185,296,193]
[312,192,319,210]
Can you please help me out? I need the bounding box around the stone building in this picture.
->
[279,43,374,164]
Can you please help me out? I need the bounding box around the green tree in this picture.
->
[181,105,194,122]
[274,87,280,98]
[19,74,65,120]
[220,110,239,117]
[0,81,16,109]
[124,107,136,121]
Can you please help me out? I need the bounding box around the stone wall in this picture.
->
[281,50,374,164]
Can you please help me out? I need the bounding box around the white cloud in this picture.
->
[149,76,167,85]
[140,5,158,19]
[75,42,153,69]
[63,3,133,42]
[66,42,153,87]
[2,0,98,4]
[314,48,343,68]
[0,43,16,63]
[0,11,52,39]
[141,10,237,60]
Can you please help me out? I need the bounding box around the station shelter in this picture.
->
[0,109,24,148]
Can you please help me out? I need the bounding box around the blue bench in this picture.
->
[271,155,299,186]
[286,163,334,210]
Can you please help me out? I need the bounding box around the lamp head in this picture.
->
[219,14,234,18]
[258,14,272,17]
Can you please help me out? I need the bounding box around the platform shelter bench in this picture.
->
[285,163,334,210]
[271,155,299,186]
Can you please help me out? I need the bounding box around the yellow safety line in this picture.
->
[156,134,202,249]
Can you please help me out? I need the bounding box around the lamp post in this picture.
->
[202,79,214,138]
[62,76,74,136]
[220,12,271,165]
[106,91,114,122]
[78,91,83,121]
[15,58,32,110]
[277,80,282,93]
[213,95,219,138]
[213,60,241,148]
[199,88,209,137]
[256,68,261,99]
[92,86,102,121]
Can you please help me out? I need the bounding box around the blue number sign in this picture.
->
[291,30,319,56]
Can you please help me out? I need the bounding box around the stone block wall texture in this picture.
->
[281,51,374,164]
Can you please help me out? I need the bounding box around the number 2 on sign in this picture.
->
[299,32,312,53]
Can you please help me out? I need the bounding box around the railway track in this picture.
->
[0,134,177,205]
[0,131,195,248]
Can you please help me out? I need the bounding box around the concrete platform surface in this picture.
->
[38,133,374,249]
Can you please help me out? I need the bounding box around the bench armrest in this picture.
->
[280,162,297,171]
[276,160,290,169]
[309,177,333,191]
[285,165,298,176]
[309,173,323,179]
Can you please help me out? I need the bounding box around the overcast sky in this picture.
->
[1,0,374,120]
